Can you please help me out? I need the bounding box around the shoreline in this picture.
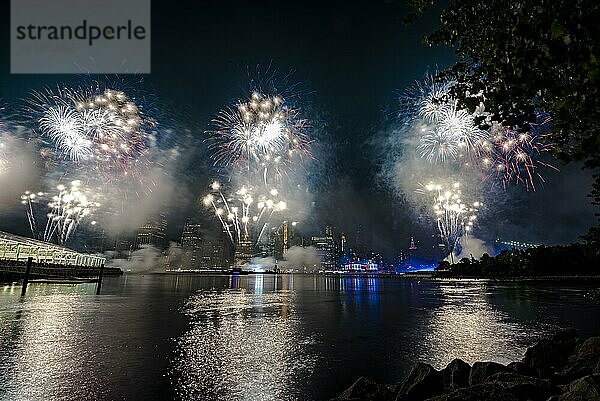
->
[332,329,600,401]
[153,271,600,282]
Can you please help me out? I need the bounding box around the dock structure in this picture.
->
[0,230,120,282]
[0,230,105,267]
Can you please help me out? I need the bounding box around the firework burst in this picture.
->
[400,73,557,190]
[202,181,287,245]
[419,181,482,255]
[21,180,100,245]
[209,91,311,184]
[26,84,153,182]
[477,115,557,190]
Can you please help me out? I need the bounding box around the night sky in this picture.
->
[0,1,596,258]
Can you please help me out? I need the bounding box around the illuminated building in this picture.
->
[0,230,105,267]
[408,236,417,265]
[136,213,167,250]
[312,227,335,271]
[200,237,227,270]
[234,235,254,265]
[341,258,380,271]
[268,221,298,260]
[180,219,202,269]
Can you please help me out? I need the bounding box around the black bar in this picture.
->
[21,257,33,296]
[96,263,105,295]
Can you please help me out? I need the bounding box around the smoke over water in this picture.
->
[249,246,322,271]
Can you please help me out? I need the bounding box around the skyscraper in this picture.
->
[200,236,227,270]
[180,219,203,269]
[312,225,336,271]
[136,213,167,250]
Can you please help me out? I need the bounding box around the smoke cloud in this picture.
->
[249,245,322,271]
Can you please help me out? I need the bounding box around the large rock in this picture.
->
[561,336,600,381]
[523,329,580,378]
[424,383,519,401]
[333,377,396,401]
[469,361,509,386]
[507,361,533,376]
[396,362,444,401]
[555,374,600,401]
[440,359,471,390]
[484,371,559,401]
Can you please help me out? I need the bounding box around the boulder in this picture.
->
[396,362,444,401]
[333,377,396,401]
[555,374,600,401]
[424,383,519,401]
[523,329,580,378]
[440,359,471,390]
[507,361,533,376]
[561,336,600,381]
[484,371,559,401]
[469,361,509,386]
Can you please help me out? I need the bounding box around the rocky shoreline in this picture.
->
[331,329,600,401]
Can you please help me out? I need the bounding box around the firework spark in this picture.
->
[21,180,100,245]
[419,181,482,256]
[202,181,287,246]
[478,117,557,190]
[27,85,152,180]
[209,91,311,184]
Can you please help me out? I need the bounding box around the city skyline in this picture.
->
[0,1,596,261]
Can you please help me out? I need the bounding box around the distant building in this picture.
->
[340,233,347,254]
[234,235,254,265]
[200,237,227,270]
[136,213,167,250]
[180,219,203,269]
[114,235,134,259]
[268,221,298,260]
[353,225,367,258]
[408,236,418,265]
[312,229,336,271]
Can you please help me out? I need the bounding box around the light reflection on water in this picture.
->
[172,274,320,401]
[419,282,555,368]
[0,275,599,401]
[0,283,106,401]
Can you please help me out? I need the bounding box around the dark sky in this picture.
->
[0,1,596,258]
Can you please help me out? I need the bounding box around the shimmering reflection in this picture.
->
[0,283,106,401]
[172,274,319,401]
[418,281,555,368]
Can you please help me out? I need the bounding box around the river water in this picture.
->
[0,274,599,401]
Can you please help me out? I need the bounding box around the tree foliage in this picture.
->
[435,244,600,278]
[408,0,600,238]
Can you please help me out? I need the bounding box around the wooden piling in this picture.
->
[21,257,33,296]
[96,263,105,295]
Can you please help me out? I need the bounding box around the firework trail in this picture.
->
[21,180,100,245]
[204,88,314,259]
[418,181,482,256]
[202,181,287,245]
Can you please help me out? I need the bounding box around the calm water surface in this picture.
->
[1,274,599,401]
